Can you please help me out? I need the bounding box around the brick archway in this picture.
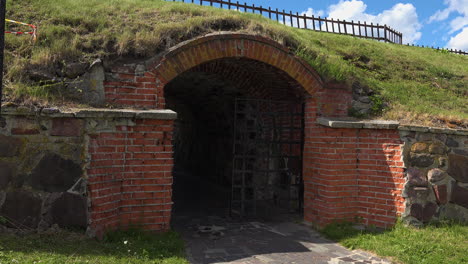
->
[97,33,404,234]
[150,33,323,100]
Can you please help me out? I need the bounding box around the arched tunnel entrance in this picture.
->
[165,58,306,223]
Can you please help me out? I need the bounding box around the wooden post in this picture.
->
[304,14,307,29]
[269,7,271,19]
[312,15,316,30]
[363,21,367,37]
[384,25,387,42]
[283,9,286,25]
[296,12,300,28]
[352,20,355,35]
[290,11,293,27]
[276,8,279,22]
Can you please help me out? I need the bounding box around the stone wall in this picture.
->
[0,108,87,231]
[400,127,468,225]
[0,107,176,237]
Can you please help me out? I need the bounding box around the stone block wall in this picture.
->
[0,111,87,231]
[0,107,176,237]
[400,127,468,225]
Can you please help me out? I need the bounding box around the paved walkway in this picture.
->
[173,215,392,264]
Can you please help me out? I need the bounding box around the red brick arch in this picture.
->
[146,33,324,106]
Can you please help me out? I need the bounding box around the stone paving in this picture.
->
[173,215,392,264]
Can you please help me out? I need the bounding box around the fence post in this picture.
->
[304,14,307,29]
[276,8,279,22]
[290,11,293,27]
[363,21,367,37]
[312,15,316,30]
[269,7,271,19]
[352,20,355,35]
[296,12,300,28]
[384,25,387,42]
[283,9,286,25]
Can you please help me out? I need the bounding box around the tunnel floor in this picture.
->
[171,200,391,264]
[170,170,392,264]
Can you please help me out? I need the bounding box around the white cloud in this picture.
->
[429,0,468,22]
[447,27,468,50]
[293,8,325,29]
[324,1,422,44]
[429,0,468,50]
[302,7,325,18]
[449,16,468,33]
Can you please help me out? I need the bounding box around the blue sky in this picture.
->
[208,0,468,50]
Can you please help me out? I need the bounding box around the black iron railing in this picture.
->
[168,0,468,55]
[169,0,403,44]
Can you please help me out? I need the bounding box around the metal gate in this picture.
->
[231,98,304,218]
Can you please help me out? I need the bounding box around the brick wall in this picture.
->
[303,97,405,228]
[87,118,174,237]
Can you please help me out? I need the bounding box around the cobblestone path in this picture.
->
[173,215,392,264]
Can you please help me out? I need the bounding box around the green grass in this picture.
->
[0,229,188,264]
[321,221,468,264]
[4,0,468,125]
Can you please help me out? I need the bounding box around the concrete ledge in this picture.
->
[399,125,468,136]
[1,107,177,120]
[317,117,399,129]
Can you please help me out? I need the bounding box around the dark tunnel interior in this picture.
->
[165,58,305,222]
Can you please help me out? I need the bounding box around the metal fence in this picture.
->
[168,0,468,55]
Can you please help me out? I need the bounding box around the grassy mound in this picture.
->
[4,0,468,126]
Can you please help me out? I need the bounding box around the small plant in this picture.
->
[369,94,385,115]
